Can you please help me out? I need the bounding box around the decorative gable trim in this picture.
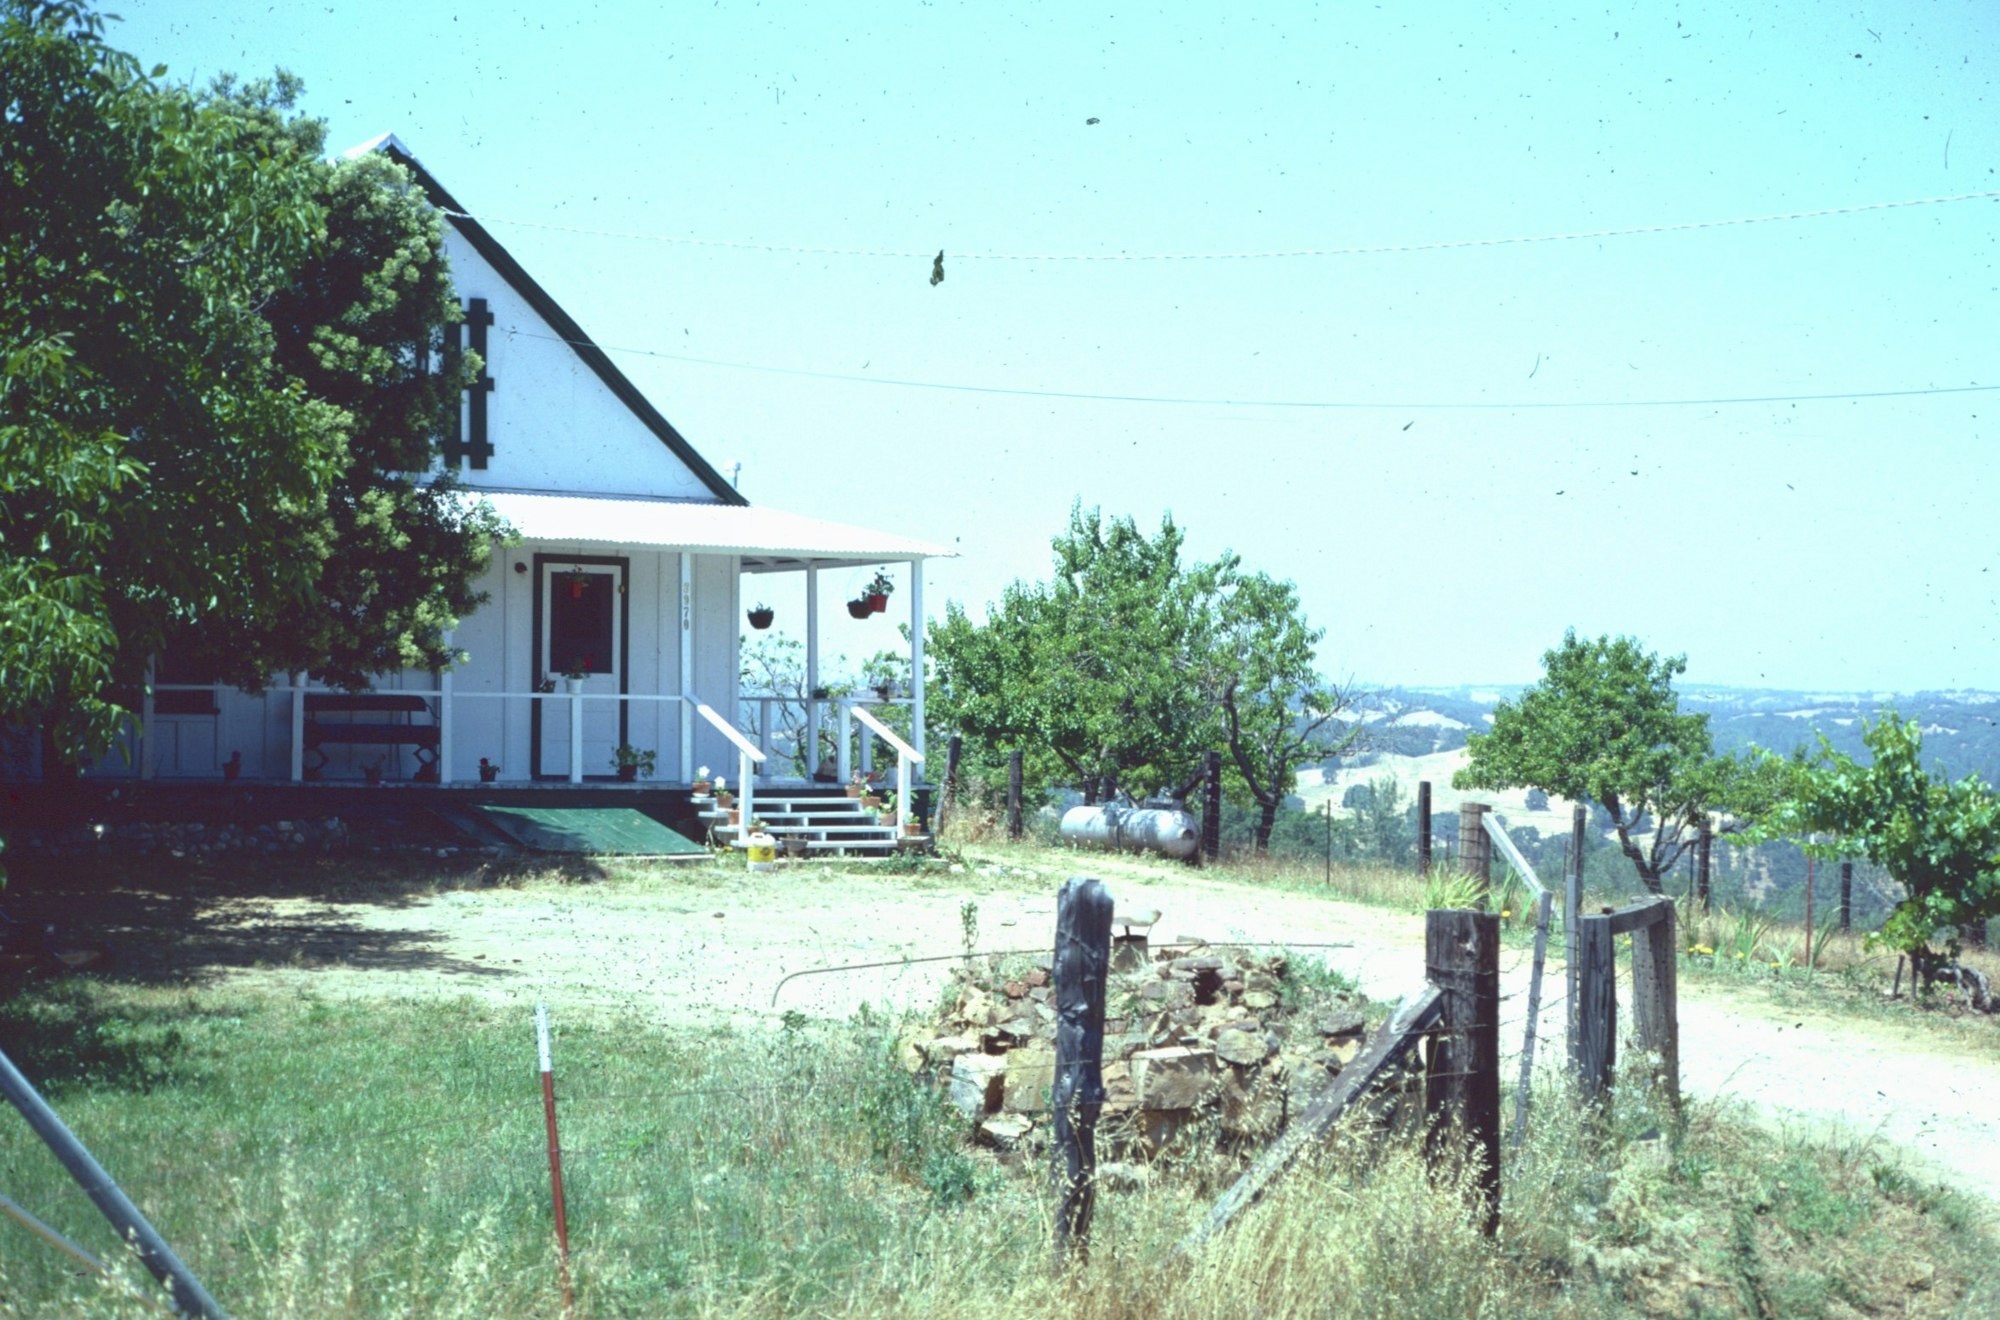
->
[375,140,747,507]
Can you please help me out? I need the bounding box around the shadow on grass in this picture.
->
[0,848,616,991]
[0,978,202,1092]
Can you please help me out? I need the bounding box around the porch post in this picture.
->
[679,554,694,781]
[836,702,852,785]
[909,559,926,764]
[806,564,820,782]
[569,687,584,785]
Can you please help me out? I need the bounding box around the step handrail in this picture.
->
[841,702,923,833]
[686,697,767,832]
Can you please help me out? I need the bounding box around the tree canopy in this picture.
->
[1454,631,1778,892]
[1760,714,2000,989]
[1,3,504,769]
[930,505,1343,848]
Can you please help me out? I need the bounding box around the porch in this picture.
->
[125,491,950,838]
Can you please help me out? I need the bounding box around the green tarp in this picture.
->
[476,806,707,858]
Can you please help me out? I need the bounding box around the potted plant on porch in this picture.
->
[713,776,733,809]
[864,568,894,614]
[563,656,591,694]
[611,745,656,782]
[845,596,872,619]
[746,603,775,630]
[691,765,713,796]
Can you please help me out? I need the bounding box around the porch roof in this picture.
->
[475,490,955,572]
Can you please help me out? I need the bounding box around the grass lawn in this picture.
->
[2,956,1995,1317]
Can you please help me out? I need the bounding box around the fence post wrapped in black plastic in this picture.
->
[1050,877,1111,1267]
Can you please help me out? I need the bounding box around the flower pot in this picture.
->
[616,764,639,783]
[844,783,863,798]
[903,821,924,836]
[692,780,711,796]
[866,592,889,614]
[747,608,774,630]
[568,576,587,599]
[846,599,871,620]
[783,837,809,858]
[565,676,585,695]
[861,794,882,810]
[716,792,734,809]
[873,686,892,702]
[479,765,499,783]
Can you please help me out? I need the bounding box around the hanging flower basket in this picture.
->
[865,592,889,614]
[747,605,775,630]
[846,598,872,620]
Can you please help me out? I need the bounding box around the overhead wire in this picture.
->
[441,189,2000,263]
[498,326,1998,412]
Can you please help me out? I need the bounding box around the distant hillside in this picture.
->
[1321,683,2000,786]
[1294,682,2000,923]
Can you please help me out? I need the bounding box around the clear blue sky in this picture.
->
[116,1,1999,691]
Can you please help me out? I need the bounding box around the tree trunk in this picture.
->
[1253,798,1277,853]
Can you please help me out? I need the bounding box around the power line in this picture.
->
[501,327,1997,412]
[443,190,2000,262]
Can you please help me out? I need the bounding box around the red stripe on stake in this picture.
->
[538,1003,575,1316]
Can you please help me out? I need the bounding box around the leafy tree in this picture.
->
[1762,714,2000,992]
[931,505,1221,804]
[1454,631,1779,893]
[184,75,505,688]
[3,1,341,763]
[1206,567,1358,851]
[1,6,505,774]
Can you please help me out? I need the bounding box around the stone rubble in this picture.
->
[910,926,1380,1167]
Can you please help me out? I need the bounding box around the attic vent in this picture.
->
[441,297,496,469]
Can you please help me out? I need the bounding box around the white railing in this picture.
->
[842,702,924,832]
[739,693,912,781]
[143,682,771,791]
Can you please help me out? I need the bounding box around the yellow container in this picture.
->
[746,833,777,871]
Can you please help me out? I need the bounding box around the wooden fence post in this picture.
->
[1424,908,1500,1235]
[1696,820,1712,914]
[1626,898,1680,1114]
[1050,877,1112,1267]
[1574,914,1616,1106]
[1416,780,1433,876]
[1457,802,1491,906]
[936,734,962,835]
[1006,749,1024,841]
[1200,749,1222,866]
[1839,860,1852,932]
[1567,804,1585,1061]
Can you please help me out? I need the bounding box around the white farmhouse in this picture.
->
[105,135,949,818]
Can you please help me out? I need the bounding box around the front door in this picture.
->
[536,557,627,778]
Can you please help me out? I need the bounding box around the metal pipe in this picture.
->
[0,1047,228,1318]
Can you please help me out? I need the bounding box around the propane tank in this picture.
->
[1058,803,1200,859]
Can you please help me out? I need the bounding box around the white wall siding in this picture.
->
[440,231,716,503]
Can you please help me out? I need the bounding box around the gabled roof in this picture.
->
[347,133,745,507]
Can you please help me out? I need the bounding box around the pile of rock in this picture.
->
[906,935,1375,1163]
[11,816,355,857]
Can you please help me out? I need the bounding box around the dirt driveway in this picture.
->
[83,851,2000,1208]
